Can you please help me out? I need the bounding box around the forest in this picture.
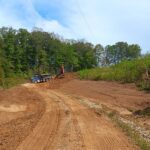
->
[0,27,142,87]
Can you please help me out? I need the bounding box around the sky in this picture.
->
[0,0,150,53]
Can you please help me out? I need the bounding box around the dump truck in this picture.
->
[31,74,51,83]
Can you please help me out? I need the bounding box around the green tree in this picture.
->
[105,42,141,65]
[31,31,49,73]
[0,34,5,86]
[72,41,97,69]
[2,27,16,76]
[127,44,141,59]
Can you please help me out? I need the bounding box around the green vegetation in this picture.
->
[0,76,27,89]
[0,27,143,88]
[134,107,150,116]
[79,55,150,90]
[0,27,98,88]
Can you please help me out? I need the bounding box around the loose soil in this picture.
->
[0,74,149,150]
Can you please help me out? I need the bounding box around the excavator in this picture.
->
[55,64,65,79]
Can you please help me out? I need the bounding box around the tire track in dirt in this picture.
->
[17,87,85,150]
[52,90,138,150]
[46,92,85,150]
[17,91,60,150]
[17,84,138,150]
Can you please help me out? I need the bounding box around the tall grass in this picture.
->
[0,74,28,89]
[79,55,150,90]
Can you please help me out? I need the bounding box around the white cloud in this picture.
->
[36,19,73,38]
[0,0,71,36]
[61,0,150,52]
[0,0,150,53]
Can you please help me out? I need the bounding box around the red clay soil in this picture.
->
[58,75,150,128]
[0,73,149,150]
[59,79,150,111]
[38,73,76,89]
[17,86,138,150]
[0,87,45,150]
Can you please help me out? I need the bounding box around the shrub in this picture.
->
[79,55,150,90]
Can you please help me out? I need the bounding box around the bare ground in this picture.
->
[0,74,149,150]
[0,87,45,150]
[58,78,150,128]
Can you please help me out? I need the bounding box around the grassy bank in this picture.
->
[0,75,28,89]
[79,55,150,90]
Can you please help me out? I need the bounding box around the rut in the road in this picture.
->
[17,88,138,150]
[17,90,85,150]
[52,91,137,150]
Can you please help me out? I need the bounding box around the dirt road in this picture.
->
[15,83,136,150]
[1,76,150,149]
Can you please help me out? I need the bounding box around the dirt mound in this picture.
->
[38,73,76,89]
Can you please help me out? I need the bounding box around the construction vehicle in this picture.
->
[55,65,65,79]
[31,74,51,83]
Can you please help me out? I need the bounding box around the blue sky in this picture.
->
[0,0,150,53]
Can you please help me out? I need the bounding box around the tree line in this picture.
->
[0,27,141,79]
